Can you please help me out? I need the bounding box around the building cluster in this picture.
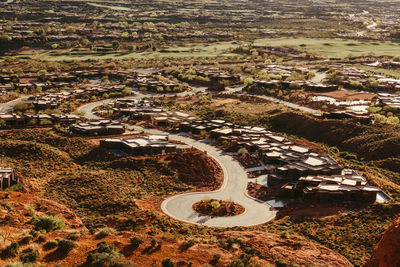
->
[193,68,241,84]
[100,135,188,156]
[178,119,383,203]
[70,120,125,136]
[281,170,381,202]
[253,79,338,92]
[378,92,400,109]
[0,112,80,127]
[111,98,197,127]
[0,167,17,190]
[0,68,137,95]
[126,73,183,92]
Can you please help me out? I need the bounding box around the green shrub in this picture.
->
[237,147,248,155]
[30,215,65,232]
[44,239,58,250]
[210,200,221,209]
[19,248,39,263]
[275,259,288,267]
[85,241,131,267]
[95,227,117,239]
[66,232,80,241]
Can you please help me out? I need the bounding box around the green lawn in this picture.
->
[5,38,400,61]
[254,38,400,58]
[356,65,400,79]
[7,42,240,61]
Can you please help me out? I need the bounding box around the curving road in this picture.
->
[78,94,276,227]
[0,95,30,112]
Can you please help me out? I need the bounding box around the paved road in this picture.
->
[244,92,318,114]
[78,95,276,227]
[0,95,30,112]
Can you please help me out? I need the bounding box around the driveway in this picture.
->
[78,97,276,227]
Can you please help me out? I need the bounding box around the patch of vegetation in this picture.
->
[29,215,65,232]
[85,241,131,267]
[19,248,39,263]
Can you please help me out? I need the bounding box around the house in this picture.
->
[281,170,381,203]
[70,120,125,136]
[100,135,185,156]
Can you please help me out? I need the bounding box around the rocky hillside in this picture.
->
[0,192,353,267]
[365,215,400,267]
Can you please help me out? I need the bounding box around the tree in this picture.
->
[127,45,135,52]
[387,116,399,125]
[244,77,254,86]
[0,228,11,245]
[238,148,248,155]
[122,87,132,96]
[112,41,120,51]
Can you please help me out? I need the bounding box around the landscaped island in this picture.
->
[193,199,245,217]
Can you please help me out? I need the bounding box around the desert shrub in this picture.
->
[85,241,131,267]
[161,258,175,267]
[19,248,39,263]
[30,215,65,232]
[28,230,38,238]
[129,236,143,248]
[210,200,221,209]
[36,234,46,243]
[275,259,287,267]
[1,242,20,258]
[280,231,288,239]
[44,239,59,250]
[96,227,117,239]
[57,239,77,253]
[338,151,357,161]
[66,232,80,241]
[19,235,33,245]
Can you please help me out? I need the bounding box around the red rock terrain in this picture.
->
[218,231,353,267]
[365,215,400,267]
